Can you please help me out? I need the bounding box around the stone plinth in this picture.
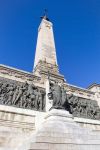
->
[0,105,45,150]
[29,109,100,150]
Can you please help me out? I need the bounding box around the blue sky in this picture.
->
[0,0,100,88]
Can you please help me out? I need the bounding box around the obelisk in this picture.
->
[33,13,59,75]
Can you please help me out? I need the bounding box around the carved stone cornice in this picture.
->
[0,64,41,83]
[66,83,95,95]
[87,83,100,90]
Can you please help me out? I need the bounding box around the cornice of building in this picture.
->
[87,83,100,90]
[64,83,95,96]
[0,64,41,83]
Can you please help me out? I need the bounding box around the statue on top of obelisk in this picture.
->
[40,9,50,21]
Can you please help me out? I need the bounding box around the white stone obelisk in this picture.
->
[33,16,58,69]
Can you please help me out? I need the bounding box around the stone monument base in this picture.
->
[28,109,100,150]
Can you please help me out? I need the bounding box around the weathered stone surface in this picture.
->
[28,109,100,150]
[0,105,46,150]
[33,18,58,70]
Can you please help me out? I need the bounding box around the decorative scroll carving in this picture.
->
[48,81,100,120]
[0,77,45,111]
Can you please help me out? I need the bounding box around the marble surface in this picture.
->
[0,105,45,150]
[34,18,57,69]
[29,109,100,150]
[0,105,100,149]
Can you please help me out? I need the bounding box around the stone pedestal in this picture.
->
[0,105,45,150]
[29,109,100,150]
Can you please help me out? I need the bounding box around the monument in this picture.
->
[0,12,100,149]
